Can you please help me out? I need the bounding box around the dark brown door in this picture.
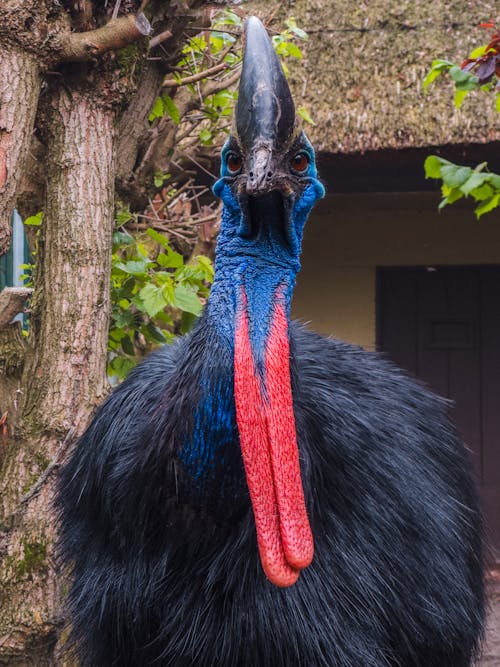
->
[377,266,500,558]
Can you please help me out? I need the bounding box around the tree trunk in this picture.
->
[0,87,114,665]
[0,46,40,257]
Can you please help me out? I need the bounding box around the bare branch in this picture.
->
[150,29,173,49]
[54,13,151,63]
[0,288,32,329]
[201,68,241,98]
[163,62,229,88]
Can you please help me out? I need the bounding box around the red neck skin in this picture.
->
[233,285,314,587]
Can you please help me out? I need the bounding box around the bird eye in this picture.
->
[226,152,242,175]
[290,152,309,174]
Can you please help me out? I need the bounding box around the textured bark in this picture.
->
[53,12,151,62]
[0,46,40,257]
[24,88,113,432]
[116,60,165,188]
[0,89,114,665]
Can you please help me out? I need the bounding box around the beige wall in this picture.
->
[292,192,500,350]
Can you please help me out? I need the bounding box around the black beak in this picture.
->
[236,17,296,194]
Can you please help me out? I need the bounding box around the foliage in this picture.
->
[423,22,500,110]
[424,156,500,218]
[423,21,500,219]
[109,223,213,381]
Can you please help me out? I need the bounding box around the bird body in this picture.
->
[58,17,484,666]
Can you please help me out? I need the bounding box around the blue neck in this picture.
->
[207,178,324,352]
[179,176,324,492]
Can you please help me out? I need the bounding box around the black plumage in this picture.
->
[58,322,484,666]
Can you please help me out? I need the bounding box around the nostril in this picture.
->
[249,171,254,178]
[267,171,272,179]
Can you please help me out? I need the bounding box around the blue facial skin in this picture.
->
[180,134,324,487]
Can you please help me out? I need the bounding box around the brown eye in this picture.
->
[290,152,309,173]
[226,152,242,175]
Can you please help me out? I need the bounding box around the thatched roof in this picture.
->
[247,0,500,155]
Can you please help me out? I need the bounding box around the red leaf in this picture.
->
[485,37,500,53]
[480,21,496,29]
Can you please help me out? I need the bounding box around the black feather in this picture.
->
[56,319,484,666]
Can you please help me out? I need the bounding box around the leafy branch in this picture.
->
[423,20,500,220]
[423,21,500,110]
[424,156,500,218]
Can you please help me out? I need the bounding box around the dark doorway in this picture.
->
[377,266,500,559]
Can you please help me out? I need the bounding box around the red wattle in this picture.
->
[265,296,314,570]
[234,286,313,587]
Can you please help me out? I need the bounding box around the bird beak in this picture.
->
[236,16,296,194]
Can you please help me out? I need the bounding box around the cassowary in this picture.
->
[57,16,484,667]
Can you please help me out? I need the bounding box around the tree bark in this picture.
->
[0,87,114,665]
[0,46,40,257]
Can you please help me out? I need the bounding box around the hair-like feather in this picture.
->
[57,320,484,666]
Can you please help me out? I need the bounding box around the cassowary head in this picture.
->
[210,17,324,588]
[213,17,324,265]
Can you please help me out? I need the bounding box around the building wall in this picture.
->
[292,192,500,350]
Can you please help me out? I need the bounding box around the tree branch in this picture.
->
[163,62,229,88]
[150,29,173,49]
[54,13,151,63]
[0,288,32,329]
[201,68,241,98]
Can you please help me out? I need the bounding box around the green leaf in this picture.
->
[157,250,183,268]
[121,335,135,356]
[146,228,171,249]
[424,155,448,179]
[162,280,175,305]
[297,105,316,126]
[488,173,500,189]
[460,172,490,195]
[422,60,453,92]
[162,94,181,124]
[180,310,198,335]
[137,283,168,317]
[440,164,472,187]
[173,285,203,315]
[116,206,133,226]
[148,96,164,122]
[476,193,500,218]
[495,94,500,112]
[469,44,488,59]
[108,356,136,381]
[195,255,214,281]
[469,183,494,201]
[453,89,468,109]
[112,309,134,328]
[285,17,308,40]
[24,212,43,226]
[449,65,479,91]
[283,42,303,59]
[114,260,150,276]
[199,128,213,145]
[113,231,134,246]
[144,322,167,343]
[439,183,464,207]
